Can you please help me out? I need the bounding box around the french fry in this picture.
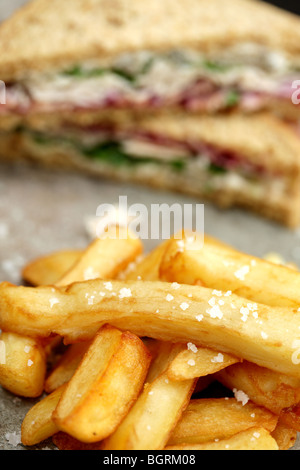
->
[56,226,143,286]
[167,398,278,446]
[21,385,66,446]
[216,361,300,415]
[125,236,241,381]
[53,325,151,443]
[52,432,102,450]
[271,419,298,450]
[159,234,300,308]
[279,403,300,431]
[123,239,171,281]
[0,332,46,397]
[44,342,91,394]
[165,427,279,450]
[1,280,300,377]
[22,250,82,287]
[167,344,241,381]
[101,342,196,450]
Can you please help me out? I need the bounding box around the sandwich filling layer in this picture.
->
[2,46,299,115]
[20,124,290,205]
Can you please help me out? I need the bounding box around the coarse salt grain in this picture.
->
[49,298,59,309]
[84,267,99,281]
[5,431,21,447]
[27,359,34,367]
[187,343,198,353]
[224,291,232,297]
[104,281,113,291]
[211,353,224,363]
[187,359,196,366]
[171,282,180,290]
[119,288,132,299]
[261,331,268,339]
[240,307,249,322]
[180,302,189,311]
[24,346,31,353]
[196,314,204,322]
[233,388,249,406]
[212,290,223,297]
[207,304,223,319]
[166,294,174,302]
[234,265,250,281]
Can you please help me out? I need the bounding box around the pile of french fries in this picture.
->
[1,227,300,450]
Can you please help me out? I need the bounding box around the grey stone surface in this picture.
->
[1,0,300,451]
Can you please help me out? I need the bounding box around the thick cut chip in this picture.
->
[22,250,82,287]
[271,419,298,450]
[102,342,196,450]
[21,385,66,446]
[56,226,143,286]
[159,234,300,308]
[53,325,151,443]
[52,432,102,450]
[165,427,279,450]
[167,398,278,446]
[0,332,46,397]
[217,361,300,415]
[1,280,300,377]
[44,342,91,393]
[167,344,241,381]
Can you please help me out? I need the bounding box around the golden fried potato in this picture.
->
[167,398,278,446]
[1,280,300,378]
[52,432,102,450]
[167,344,241,381]
[165,427,279,450]
[56,226,143,286]
[53,325,151,443]
[279,403,300,431]
[0,332,46,397]
[217,361,300,415]
[21,385,66,446]
[102,342,196,450]
[44,341,91,393]
[271,419,298,450]
[22,250,82,287]
[159,234,300,308]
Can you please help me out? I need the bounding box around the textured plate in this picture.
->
[1,0,300,451]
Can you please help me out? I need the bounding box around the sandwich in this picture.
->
[0,0,299,124]
[2,110,300,228]
[0,0,300,227]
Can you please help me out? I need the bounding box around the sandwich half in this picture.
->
[0,0,300,125]
[2,110,300,227]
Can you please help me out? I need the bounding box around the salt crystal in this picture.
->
[119,288,132,299]
[187,359,196,366]
[206,304,223,319]
[5,431,21,447]
[49,298,59,309]
[187,343,198,353]
[211,353,224,363]
[180,302,189,311]
[234,266,250,281]
[233,388,249,406]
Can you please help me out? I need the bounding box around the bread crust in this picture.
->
[0,0,300,80]
[1,115,300,228]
